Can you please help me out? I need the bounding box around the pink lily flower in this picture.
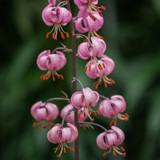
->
[78,36,106,60]
[47,123,78,157]
[60,104,88,123]
[75,11,104,37]
[99,95,129,126]
[37,50,66,81]
[96,126,126,157]
[31,101,59,130]
[85,55,115,89]
[42,4,72,39]
[71,87,99,121]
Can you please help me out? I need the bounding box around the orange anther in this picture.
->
[40,75,44,79]
[98,64,103,70]
[103,152,108,157]
[89,65,91,71]
[101,5,106,11]
[95,84,98,89]
[113,150,116,156]
[102,63,106,68]
[109,121,112,127]
[121,147,125,152]
[93,82,96,87]
[95,7,100,12]
[85,66,87,72]
[57,75,60,79]
[65,32,69,38]
[84,39,88,42]
[71,147,75,152]
[109,78,115,85]
[114,121,117,126]
[78,113,81,119]
[104,82,107,88]
[54,147,58,153]
[43,75,46,80]
[40,126,43,131]
[96,110,100,115]
[89,112,92,116]
[60,75,64,80]
[48,123,52,129]
[52,33,55,39]
[60,32,65,40]
[125,113,129,118]
[46,32,50,39]
[98,35,104,40]
[99,12,103,16]
[82,126,86,130]
[64,147,66,153]
[32,122,36,127]
[52,76,55,81]
[94,112,97,116]
[89,12,96,21]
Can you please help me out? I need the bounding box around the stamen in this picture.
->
[32,122,36,127]
[64,147,66,153]
[65,32,69,38]
[52,33,55,39]
[55,147,59,153]
[84,39,88,42]
[102,63,106,68]
[104,82,107,88]
[103,152,108,157]
[52,76,55,81]
[113,150,116,156]
[121,147,125,152]
[94,112,97,116]
[77,113,81,119]
[60,75,64,80]
[101,5,106,10]
[125,113,129,118]
[89,65,91,71]
[46,32,50,39]
[96,110,100,115]
[114,121,117,126]
[98,64,103,70]
[40,75,44,79]
[85,66,87,72]
[60,32,65,40]
[98,35,104,40]
[109,78,115,85]
[89,12,96,21]
[40,126,43,131]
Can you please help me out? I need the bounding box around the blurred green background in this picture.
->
[1,0,160,160]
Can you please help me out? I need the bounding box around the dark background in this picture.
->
[0,0,160,160]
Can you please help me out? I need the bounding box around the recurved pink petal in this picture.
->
[75,18,89,33]
[96,132,109,150]
[110,95,126,114]
[111,126,125,145]
[37,50,51,71]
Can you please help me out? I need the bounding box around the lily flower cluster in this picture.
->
[30,0,129,159]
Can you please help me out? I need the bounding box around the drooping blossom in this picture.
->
[78,36,106,60]
[85,55,115,89]
[75,11,104,38]
[47,123,78,157]
[42,4,72,39]
[74,0,105,18]
[31,101,59,130]
[99,95,129,126]
[37,50,66,81]
[96,126,126,157]
[71,87,99,121]
[60,104,88,123]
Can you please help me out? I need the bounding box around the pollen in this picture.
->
[46,32,50,39]
[101,6,106,11]
[65,32,69,38]
[60,32,65,40]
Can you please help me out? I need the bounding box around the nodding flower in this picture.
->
[75,11,104,38]
[78,36,106,60]
[42,4,72,40]
[37,50,66,81]
[85,55,115,89]
[96,126,126,157]
[31,101,59,130]
[71,87,99,121]
[74,0,106,18]
[60,104,88,123]
[99,95,129,126]
[47,123,78,158]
